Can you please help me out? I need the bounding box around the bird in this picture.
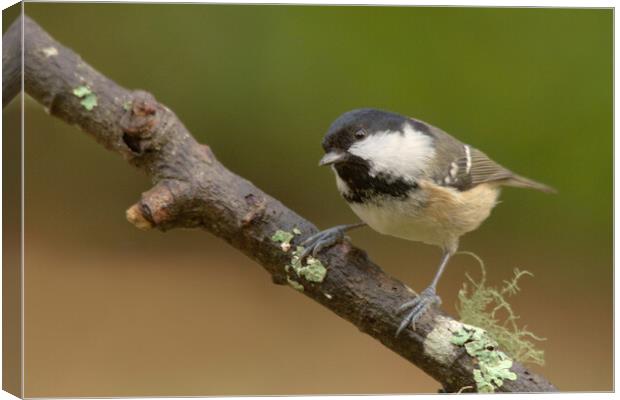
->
[300,108,555,336]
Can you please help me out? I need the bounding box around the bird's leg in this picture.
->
[300,222,366,260]
[396,250,453,337]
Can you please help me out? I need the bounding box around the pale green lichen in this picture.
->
[451,324,517,393]
[271,228,327,284]
[287,277,304,291]
[123,100,132,111]
[289,246,327,283]
[72,85,98,111]
[72,86,91,97]
[271,229,296,252]
[80,95,98,111]
[455,251,545,366]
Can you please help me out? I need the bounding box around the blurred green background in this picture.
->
[5,3,612,396]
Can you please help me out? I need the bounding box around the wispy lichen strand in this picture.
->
[455,251,545,366]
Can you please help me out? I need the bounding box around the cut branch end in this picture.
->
[126,203,153,230]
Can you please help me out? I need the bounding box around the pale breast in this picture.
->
[347,180,500,251]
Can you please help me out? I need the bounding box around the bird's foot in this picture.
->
[396,286,442,337]
[300,225,350,261]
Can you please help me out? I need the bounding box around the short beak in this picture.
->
[319,151,346,166]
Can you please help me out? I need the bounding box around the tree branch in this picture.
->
[5,15,556,393]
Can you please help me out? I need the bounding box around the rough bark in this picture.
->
[4,14,557,393]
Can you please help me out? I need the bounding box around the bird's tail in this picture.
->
[503,174,557,194]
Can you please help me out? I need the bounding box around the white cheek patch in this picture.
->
[348,122,435,179]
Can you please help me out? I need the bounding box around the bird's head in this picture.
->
[320,108,436,179]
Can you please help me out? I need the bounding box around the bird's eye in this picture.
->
[354,129,367,139]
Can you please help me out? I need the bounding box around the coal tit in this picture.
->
[301,108,555,336]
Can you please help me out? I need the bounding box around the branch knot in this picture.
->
[120,90,160,154]
[126,180,191,230]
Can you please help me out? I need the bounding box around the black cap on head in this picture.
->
[322,108,410,152]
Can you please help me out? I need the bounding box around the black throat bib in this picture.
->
[334,157,418,204]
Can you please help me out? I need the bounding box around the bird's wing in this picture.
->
[462,147,515,186]
[435,145,554,193]
[433,144,514,191]
[416,121,512,191]
[410,118,554,193]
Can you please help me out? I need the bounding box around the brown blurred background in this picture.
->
[4,3,612,396]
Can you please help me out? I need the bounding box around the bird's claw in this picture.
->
[300,226,347,261]
[395,287,441,337]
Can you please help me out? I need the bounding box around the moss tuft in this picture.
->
[455,251,545,366]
